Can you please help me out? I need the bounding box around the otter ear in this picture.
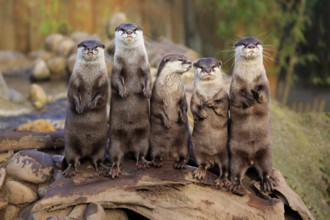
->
[218,61,222,66]
[77,42,84,48]
[100,44,105,49]
[193,61,198,68]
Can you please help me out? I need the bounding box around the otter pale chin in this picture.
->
[108,23,152,178]
[63,40,109,178]
[229,36,276,195]
[150,54,192,169]
[191,57,231,189]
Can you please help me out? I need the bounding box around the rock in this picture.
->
[8,88,25,103]
[38,182,51,198]
[30,83,49,109]
[30,161,307,220]
[28,50,53,62]
[0,167,6,189]
[68,204,87,219]
[84,203,106,220]
[105,209,129,220]
[6,150,54,184]
[71,32,100,44]
[0,72,11,100]
[0,51,31,74]
[47,56,67,79]
[31,59,51,81]
[15,119,56,132]
[0,151,14,163]
[56,38,75,57]
[44,34,65,53]
[5,179,38,205]
[28,207,72,220]
[1,204,21,219]
[52,155,64,170]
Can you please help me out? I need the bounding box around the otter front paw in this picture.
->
[119,87,128,98]
[151,157,163,168]
[174,159,186,169]
[136,158,150,170]
[252,89,265,103]
[179,110,187,124]
[75,104,84,114]
[163,119,172,129]
[198,109,208,119]
[143,88,151,98]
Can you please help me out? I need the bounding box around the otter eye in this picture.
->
[133,28,138,32]
[178,58,183,61]
[120,28,125,32]
[242,43,247,47]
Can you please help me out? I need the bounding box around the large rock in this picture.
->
[31,59,51,81]
[15,119,56,132]
[1,204,21,219]
[85,203,106,220]
[5,179,38,205]
[6,150,54,184]
[55,38,75,57]
[0,72,11,100]
[0,167,6,189]
[30,83,49,109]
[30,160,314,220]
[47,56,67,79]
[105,209,129,220]
[44,34,65,53]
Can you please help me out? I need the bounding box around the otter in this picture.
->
[229,36,276,195]
[63,40,109,178]
[191,57,230,188]
[108,23,151,178]
[150,54,192,169]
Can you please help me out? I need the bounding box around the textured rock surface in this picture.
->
[30,83,49,109]
[6,150,54,184]
[85,203,106,220]
[15,119,56,132]
[29,160,313,220]
[5,179,38,205]
[31,59,51,81]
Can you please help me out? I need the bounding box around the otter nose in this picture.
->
[205,67,212,73]
[126,30,133,35]
[247,44,256,49]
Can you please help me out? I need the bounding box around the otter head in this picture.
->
[115,23,144,47]
[77,40,105,61]
[157,54,192,76]
[193,58,222,81]
[234,37,263,60]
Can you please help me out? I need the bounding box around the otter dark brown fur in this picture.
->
[64,40,109,178]
[150,54,192,169]
[108,23,151,178]
[229,36,276,195]
[191,57,231,188]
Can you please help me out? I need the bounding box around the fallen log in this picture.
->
[0,131,64,152]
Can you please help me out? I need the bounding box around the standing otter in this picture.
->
[191,58,230,188]
[64,40,109,177]
[150,54,192,169]
[229,36,276,195]
[108,23,151,178]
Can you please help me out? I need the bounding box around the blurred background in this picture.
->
[0,0,329,111]
[0,0,329,219]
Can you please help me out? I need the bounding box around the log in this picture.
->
[29,160,314,220]
[0,131,64,152]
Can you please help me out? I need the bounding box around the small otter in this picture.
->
[108,23,151,178]
[191,57,230,188]
[150,54,192,169]
[229,36,276,195]
[64,40,109,177]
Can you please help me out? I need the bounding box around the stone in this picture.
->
[56,38,75,57]
[38,183,51,198]
[15,119,56,132]
[66,53,76,77]
[0,72,10,100]
[28,50,53,62]
[6,150,54,184]
[30,83,49,109]
[0,197,8,210]
[84,203,106,220]
[47,56,67,79]
[0,150,14,163]
[29,207,72,220]
[1,204,21,219]
[68,204,87,219]
[52,155,64,170]
[105,209,129,220]
[31,59,51,81]
[5,179,38,205]
[44,34,65,53]
[0,167,6,189]
[106,13,127,38]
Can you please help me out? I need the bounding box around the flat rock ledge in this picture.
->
[26,160,314,220]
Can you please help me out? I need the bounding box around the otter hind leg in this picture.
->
[229,150,250,196]
[255,148,277,192]
[215,160,230,190]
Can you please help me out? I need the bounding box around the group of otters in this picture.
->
[63,23,276,196]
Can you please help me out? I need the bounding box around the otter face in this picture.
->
[158,54,192,76]
[234,37,263,60]
[193,58,222,81]
[115,23,144,46]
[77,40,105,61]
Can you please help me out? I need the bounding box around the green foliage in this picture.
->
[38,0,71,36]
